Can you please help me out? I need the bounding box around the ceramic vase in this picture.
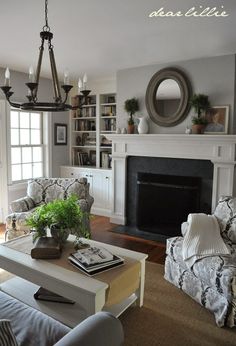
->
[50,224,70,245]
[138,116,149,134]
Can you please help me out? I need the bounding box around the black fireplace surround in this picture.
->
[125,156,213,241]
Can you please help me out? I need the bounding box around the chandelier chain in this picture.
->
[43,0,50,31]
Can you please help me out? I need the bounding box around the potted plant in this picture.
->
[26,195,90,244]
[26,204,52,242]
[189,94,211,134]
[124,98,139,134]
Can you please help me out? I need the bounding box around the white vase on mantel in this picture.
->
[138,116,149,134]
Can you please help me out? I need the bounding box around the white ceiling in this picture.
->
[0,0,236,82]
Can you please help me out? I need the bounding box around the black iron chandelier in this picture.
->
[0,0,91,112]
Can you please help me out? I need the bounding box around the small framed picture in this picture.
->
[54,123,67,145]
[204,106,229,134]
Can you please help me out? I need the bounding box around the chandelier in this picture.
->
[0,0,91,112]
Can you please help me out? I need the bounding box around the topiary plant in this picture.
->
[124,98,139,125]
[189,94,211,125]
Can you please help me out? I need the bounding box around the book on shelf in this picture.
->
[101,151,109,169]
[34,287,75,304]
[68,245,124,276]
[77,152,89,166]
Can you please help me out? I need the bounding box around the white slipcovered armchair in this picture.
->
[6,178,94,240]
[164,196,236,327]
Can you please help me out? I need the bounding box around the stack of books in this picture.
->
[68,246,124,276]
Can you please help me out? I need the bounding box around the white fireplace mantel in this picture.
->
[107,134,236,225]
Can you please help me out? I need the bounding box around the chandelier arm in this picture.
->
[34,40,45,100]
[49,45,62,103]
[6,97,21,109]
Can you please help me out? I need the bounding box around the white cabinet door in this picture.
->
[102,172,112,210]
[61,166,90,180]
[60,166,78,178]
[60,166,112,216]
[89,170,103,208]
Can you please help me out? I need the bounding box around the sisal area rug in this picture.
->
[1,263,236,345]
[120,262,236,346]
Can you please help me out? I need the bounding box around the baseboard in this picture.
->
[110,215,126,225]
[91,207,111,217]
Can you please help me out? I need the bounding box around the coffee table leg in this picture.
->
[136,259,146,307]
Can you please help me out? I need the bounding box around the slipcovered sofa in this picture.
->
[6,178,94,240]
[0,290,124,346]
[164,196,236,327]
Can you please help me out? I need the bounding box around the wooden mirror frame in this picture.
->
[145,68,192,127]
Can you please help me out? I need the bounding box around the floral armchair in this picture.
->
[164,196,236,328]
[6,178,94,240]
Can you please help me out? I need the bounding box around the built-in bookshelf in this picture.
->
[71,95,97,167]
[70,93,116,170]
[99,93,116,169]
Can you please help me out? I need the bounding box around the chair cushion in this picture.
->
[0,291,70,346]
[214,196,236,244]
[27,178,88,206]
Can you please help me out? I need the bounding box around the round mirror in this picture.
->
[145,68,191,127]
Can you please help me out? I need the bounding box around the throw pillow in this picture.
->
[0,319,18,346]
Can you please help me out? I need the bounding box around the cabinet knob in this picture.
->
[71,173,74,176]
[90,175,93,177]
[85,174,89,177]
[105,176,109,179]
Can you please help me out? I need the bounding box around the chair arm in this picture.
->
[10,196,35,212]
[54,312,124,346]
[77,196,94,213]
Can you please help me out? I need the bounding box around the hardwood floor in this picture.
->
[0,217,166,264]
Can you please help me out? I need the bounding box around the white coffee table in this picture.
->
[0,236,147,327]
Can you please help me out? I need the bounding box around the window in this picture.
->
[10,109,44,182]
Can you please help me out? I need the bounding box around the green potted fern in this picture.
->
[189,94,211,134]
[124,98,139,134]
[26,195,90,244]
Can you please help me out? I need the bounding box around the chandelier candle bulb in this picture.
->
[63,70,69,85]
[29,66,35,83]
[78,78,82,93]
[4,67,10,86]
[83,73,87,89]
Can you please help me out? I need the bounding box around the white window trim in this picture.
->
[0,100,9,221]
[7,105,52,186]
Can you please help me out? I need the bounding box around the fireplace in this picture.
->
[107,134,236,233]
[125,156,213,239]
[136,172,201,237]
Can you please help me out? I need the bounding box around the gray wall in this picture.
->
[52,112,70,177]
[0,67,69,177]
[117,54,236,134]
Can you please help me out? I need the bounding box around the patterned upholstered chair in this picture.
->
[6,178,94,240]
[164,196,236,328]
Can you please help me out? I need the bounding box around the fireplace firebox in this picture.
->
[123,156,213,241]
[136,172,201,237]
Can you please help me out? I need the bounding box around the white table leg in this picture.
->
[136,259,146,307]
